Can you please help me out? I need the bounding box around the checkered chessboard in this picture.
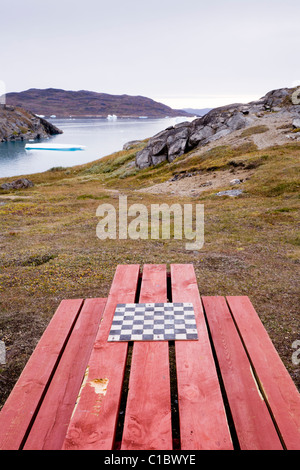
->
[108,302,198,342]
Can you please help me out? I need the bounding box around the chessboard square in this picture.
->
[154,315,164,320]
[174,314,185,320]
[153,334,165,341]
[120,329,132,335]
[186,328,198,335]
[174,318,185,324]
[145,311,154,317]
[175,327,186,334]
[164,314,174,320]
[132,328,144,335]
[154,319,164,325]
[124,312,135,319]
[119,334,132,341]
[123,320,134,326]
[165,328,175,335]
[115,308,126,314]
[133,319,144,325]
[183,306,194,311]
[134,314,145,319]
[144,319,153,325]
[131,334,143,341]
[174,324,185,330]
[153,328,164,335]
[143,324,153,332]
[186,333,198,340]
[146,303,155,307]
[111,319,123,325]
[185,319,197,325]
[142,334,154,341]
[174,333,187,340]
[164,333,176,340]
[109,325,122,335]
[108,335,120,342]
[163,306,173,311]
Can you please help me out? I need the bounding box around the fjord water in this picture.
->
[0,117,192,178]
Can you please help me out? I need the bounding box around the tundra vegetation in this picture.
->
[0,114,299,409]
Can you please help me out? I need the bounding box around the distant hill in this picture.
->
[182,108,213,116]
[4,88,193,119]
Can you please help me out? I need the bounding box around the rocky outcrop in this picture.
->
[135,87,300,169]
[1,178,34,190]
[0,104,62,142]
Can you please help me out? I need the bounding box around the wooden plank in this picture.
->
[226,295,300,450]
[121,264,172,450]
[170,265,233,450]
[23,298,107,450]
[0,299,84,450]
[63,264,140,450]
[202,296,283,450]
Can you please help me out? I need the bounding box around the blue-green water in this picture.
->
[0,117,192,178]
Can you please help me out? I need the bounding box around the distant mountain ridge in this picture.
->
[4,88,193,119]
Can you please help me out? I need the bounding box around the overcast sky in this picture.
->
[1,0,299,109]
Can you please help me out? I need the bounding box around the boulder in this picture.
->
[215,189,243,197]
[1,178,34,190]
[123,140,142,150]
[293,118,300,128]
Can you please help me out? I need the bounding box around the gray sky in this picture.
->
[1,0,299,109]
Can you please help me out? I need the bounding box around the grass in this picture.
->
[0,139,299,407]
[239,125,269,137]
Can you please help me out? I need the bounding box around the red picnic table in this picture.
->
[0,264,299,450]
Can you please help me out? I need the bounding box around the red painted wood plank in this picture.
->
[0,299,84,450]
[121,264,172,450]
[202,296,283,450]
[226,295,300,450]
[170,265,233,450]
[63,264,140,450]
[23,298,107,450]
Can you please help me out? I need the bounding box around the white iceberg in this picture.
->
[25,143,85,151]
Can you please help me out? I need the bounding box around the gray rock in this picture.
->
[292,118,300,128]
[168,139,187,162]
[215,189,244,197]
[1,178,34,190]
[123,140,142,150]
[230,178,242,185]
[135,147,152,169]
[188,125,213,147]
